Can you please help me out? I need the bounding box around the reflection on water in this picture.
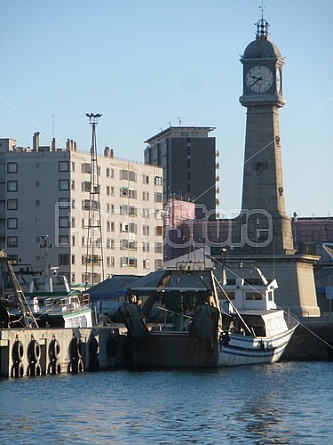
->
[0,362,332,445]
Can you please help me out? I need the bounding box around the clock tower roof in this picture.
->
[242,18,282,61]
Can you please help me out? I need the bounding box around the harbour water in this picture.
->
[0,362,332,445]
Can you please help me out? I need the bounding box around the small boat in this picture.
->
[13,237,94,328]
[118,262,298,368]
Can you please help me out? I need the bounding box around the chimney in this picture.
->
[51,138,56,151]
[33,132,40,151]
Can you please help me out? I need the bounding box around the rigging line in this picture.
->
[192,94,333,205]
[199,247,333,351]
[0,95,116,184]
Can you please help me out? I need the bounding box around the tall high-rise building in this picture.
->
[0,133,164,285]
[144,126,217,219]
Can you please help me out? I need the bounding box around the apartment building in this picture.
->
[0,134,164,285]
[144,126,218,219]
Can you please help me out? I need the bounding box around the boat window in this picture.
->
[245,292,262,300]
[222,291,235,300]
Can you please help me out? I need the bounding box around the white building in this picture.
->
[0,133,164,285]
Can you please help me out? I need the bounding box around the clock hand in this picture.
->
[250,76,263,87]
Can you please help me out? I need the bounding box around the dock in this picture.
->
[0,325,129,378]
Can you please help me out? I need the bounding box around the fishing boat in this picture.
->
[13,237,94,328]
[118,262,298,367]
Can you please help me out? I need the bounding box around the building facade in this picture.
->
[0,134,164,285]
[144,126,217,219]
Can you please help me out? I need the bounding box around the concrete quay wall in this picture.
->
[0,326,128,379]
[283,323,333,362]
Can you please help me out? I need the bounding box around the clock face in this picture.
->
[246,65,274,93]
[276,67,281,93]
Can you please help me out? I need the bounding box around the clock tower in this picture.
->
[224,16,321,317]
[237,17,294,255]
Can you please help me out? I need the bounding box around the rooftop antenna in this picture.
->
[52,115,55,139]
[84,112,105,288]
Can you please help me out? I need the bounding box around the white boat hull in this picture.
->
[218,326,297,366]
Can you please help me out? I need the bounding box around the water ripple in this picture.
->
[0,363,332,444]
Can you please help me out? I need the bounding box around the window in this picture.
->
[110,257,115,267]
[7,218,18,229]
[82,163,91,174]
[143,191,149,201]
[58,254,70,265]
[155,210,163,219]
[155,242,163,253]
[120,170,136,181]
[58,161,69,172]
[154,176,163,186]
[106,186,110,196]
[35,200,40,206]
[245,292,262,301]
[106,168,110,178]
[120,223,128,233]
[7,162,18,173]
[155,226,163,236]
[129,206,137,216]
[143,259,150,269]
[59,180,69,191]
[120,187,128,197]
[7,199,18,210]
[7,236,18,247]
[58,235,70,246]
[82,181,91,192]
[121,240,137,250]
[129,257,137,268]
[120,187,137,199]
[142,175,149,184]
[120,205,128,215]
[7,181,18,192]
[142,225,150,236]
[155,259,163,269]
[155,192,163,203]
[35,181,40,188]
[59,217,69,228]
[120,257,128,267]
[142,208,149,218]
[142,242,149,252]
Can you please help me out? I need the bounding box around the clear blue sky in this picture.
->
[1,0,332,217]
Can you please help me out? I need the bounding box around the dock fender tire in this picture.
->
[12,340,24,363]
[88,337,99,358]
[28,340,41,363]
[78,359,84,373]
[50,339,61,360]
[106,336,117,357]
[88,357,100,372]
[12,362,24,378]
[70,338,83,359]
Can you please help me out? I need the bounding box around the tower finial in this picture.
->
[259,0,265,20]
[255,1,269,40]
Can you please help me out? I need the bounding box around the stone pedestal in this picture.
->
[221,252,321,317]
